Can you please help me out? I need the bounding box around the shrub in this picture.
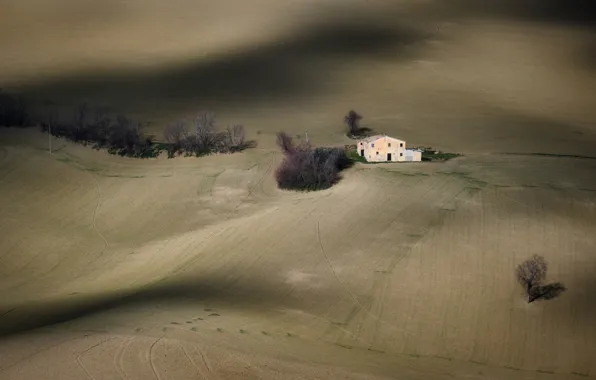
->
[40,103,160,158]
[274,131,351,191]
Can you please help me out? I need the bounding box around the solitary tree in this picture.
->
[344,110,363,137]
[516,255,566,303]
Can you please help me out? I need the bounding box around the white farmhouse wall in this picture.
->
[358,135,408,162]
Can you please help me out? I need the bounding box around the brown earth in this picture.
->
[1,1,595,379]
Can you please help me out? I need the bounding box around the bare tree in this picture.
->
[227,124,246,150]
[92,107,112,146]
[194,111,217,152]
[276,131,296,155]
[164,121,188,146]
[516,255,566,303]
[344,110,362,136]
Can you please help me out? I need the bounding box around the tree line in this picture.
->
[1,90,252,158]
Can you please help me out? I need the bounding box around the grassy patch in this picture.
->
[503,152,596,160]
[536,369,555,374]
[395,171,430,177]
[421,150,461,162]
[103,174,145,178]
[346,149,369,164]
[82,167,101,173]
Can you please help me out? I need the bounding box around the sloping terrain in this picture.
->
[1,1,596,379]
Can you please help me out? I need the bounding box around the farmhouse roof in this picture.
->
[361,135,384,143]
[360,134,405,143]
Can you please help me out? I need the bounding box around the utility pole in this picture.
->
[47,110,57,154]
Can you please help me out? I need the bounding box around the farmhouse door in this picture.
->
[361,149,364,156]
[387,153,392,161]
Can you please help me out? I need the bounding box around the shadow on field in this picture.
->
[14,18,431,112]
[0,274,316,338]
[411,0,596,71]
[429,0,595,26]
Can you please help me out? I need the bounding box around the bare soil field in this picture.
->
[1,1,596,379]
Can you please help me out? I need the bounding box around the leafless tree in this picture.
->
[226,124,246,150]
[516,255,566,303]
[194,111,217,152]
[164,121,187,145]
[344,110,362,136]
[162,121,188,156]
[276,131,296,155]
[73,102,88,127]
[92,107,112,145]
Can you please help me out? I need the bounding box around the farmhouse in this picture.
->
[357,135,421,162]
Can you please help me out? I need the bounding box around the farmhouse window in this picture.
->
[388,143,391,147]
[400,153,403,156]
[376,152,379,155]
[400,143,403,147]
[371,143,375,147]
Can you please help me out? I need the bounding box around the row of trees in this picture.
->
[34,104,250,159]
[41,103,159,158]
[1,90,251,158]
[274,131,351,191]
[163,111,248,158]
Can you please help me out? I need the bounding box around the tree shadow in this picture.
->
[529,282,567,303]
[430,0,595,27]
[347,127,374,139]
